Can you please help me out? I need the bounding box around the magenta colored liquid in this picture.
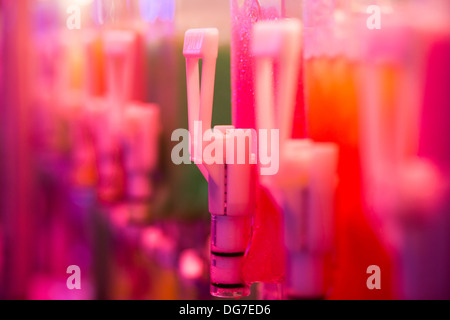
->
[231,0,281,129]
[231,0,287,285]
[418,34,450,170]
[292,52,307,138]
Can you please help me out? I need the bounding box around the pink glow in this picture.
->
[179,249,204,280]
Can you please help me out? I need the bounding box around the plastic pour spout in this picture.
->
[93,29,138,203]
[253,19,338,299]
[184,28,256,298]
[122,102,161,222]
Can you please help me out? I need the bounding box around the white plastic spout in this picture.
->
[253,19,302,146]
[184,28,255,298]
[123,102,161,172]
[103,30,137,119]
[123,102,161,203]
[253,19,302,194]
[253,18,339,299]
[183,28,219,180]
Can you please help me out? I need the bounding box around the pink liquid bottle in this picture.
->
[358,0,450,299]
[230,0,288,299]
[231,0,282,129]
[406,0,450,300]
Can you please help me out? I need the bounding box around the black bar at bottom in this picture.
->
[211,283,246,289]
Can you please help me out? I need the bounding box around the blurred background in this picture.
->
[0,0,449,300]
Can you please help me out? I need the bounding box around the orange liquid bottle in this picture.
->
[303,1,393,299]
